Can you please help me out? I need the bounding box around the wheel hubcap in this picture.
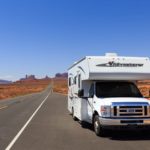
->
[94,121,99,133]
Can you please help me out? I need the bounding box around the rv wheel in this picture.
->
[94,115,105,137]
[72,108,77,121]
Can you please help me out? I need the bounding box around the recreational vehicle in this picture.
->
[68,53,150,136]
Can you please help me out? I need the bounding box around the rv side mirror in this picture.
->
[89,94,94,98]
[78,89,84,98]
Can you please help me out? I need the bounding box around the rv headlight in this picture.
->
[100,105,111,118]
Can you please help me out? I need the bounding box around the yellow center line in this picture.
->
[0,105,8,110]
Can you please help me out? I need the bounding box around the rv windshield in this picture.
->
[96,82,143,98]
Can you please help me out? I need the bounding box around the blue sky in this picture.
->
[0,0,150,81]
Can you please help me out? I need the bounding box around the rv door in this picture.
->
[87,83,94,121]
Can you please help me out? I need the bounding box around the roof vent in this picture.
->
[105,53,118,57]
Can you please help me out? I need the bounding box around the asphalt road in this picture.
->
[1,88,150,150]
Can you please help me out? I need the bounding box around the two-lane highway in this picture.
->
[1,89,150,150]
[0,86,51,150]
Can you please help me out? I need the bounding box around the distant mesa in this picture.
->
[17,75,51,83]
[0,79,12,84]
[20,75,36,81]
[55,72,68,78]
[44,75,51,80]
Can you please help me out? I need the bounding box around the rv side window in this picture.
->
[69,78,72,86]
[78,74,81,88]
[89,83,94,98]
[74,76,77,84]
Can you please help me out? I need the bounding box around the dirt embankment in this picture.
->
[0,79,51,100]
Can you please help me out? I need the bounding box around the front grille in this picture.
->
[112,102,149,118]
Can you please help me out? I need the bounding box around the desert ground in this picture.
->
[52,78,68,95]
[0,78,149,100]
[0,79,51,100]
[138,81,150,98]
[53,79,150,98]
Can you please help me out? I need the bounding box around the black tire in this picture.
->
[93,115,106,137]
[72,108,78,121]
[80,121,88,128]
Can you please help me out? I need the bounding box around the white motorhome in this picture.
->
[68,53,150,136]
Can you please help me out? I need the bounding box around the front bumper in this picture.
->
[99,117,150,129]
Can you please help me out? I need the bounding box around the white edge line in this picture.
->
[0,105,8,110]
[5,92,51,150]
